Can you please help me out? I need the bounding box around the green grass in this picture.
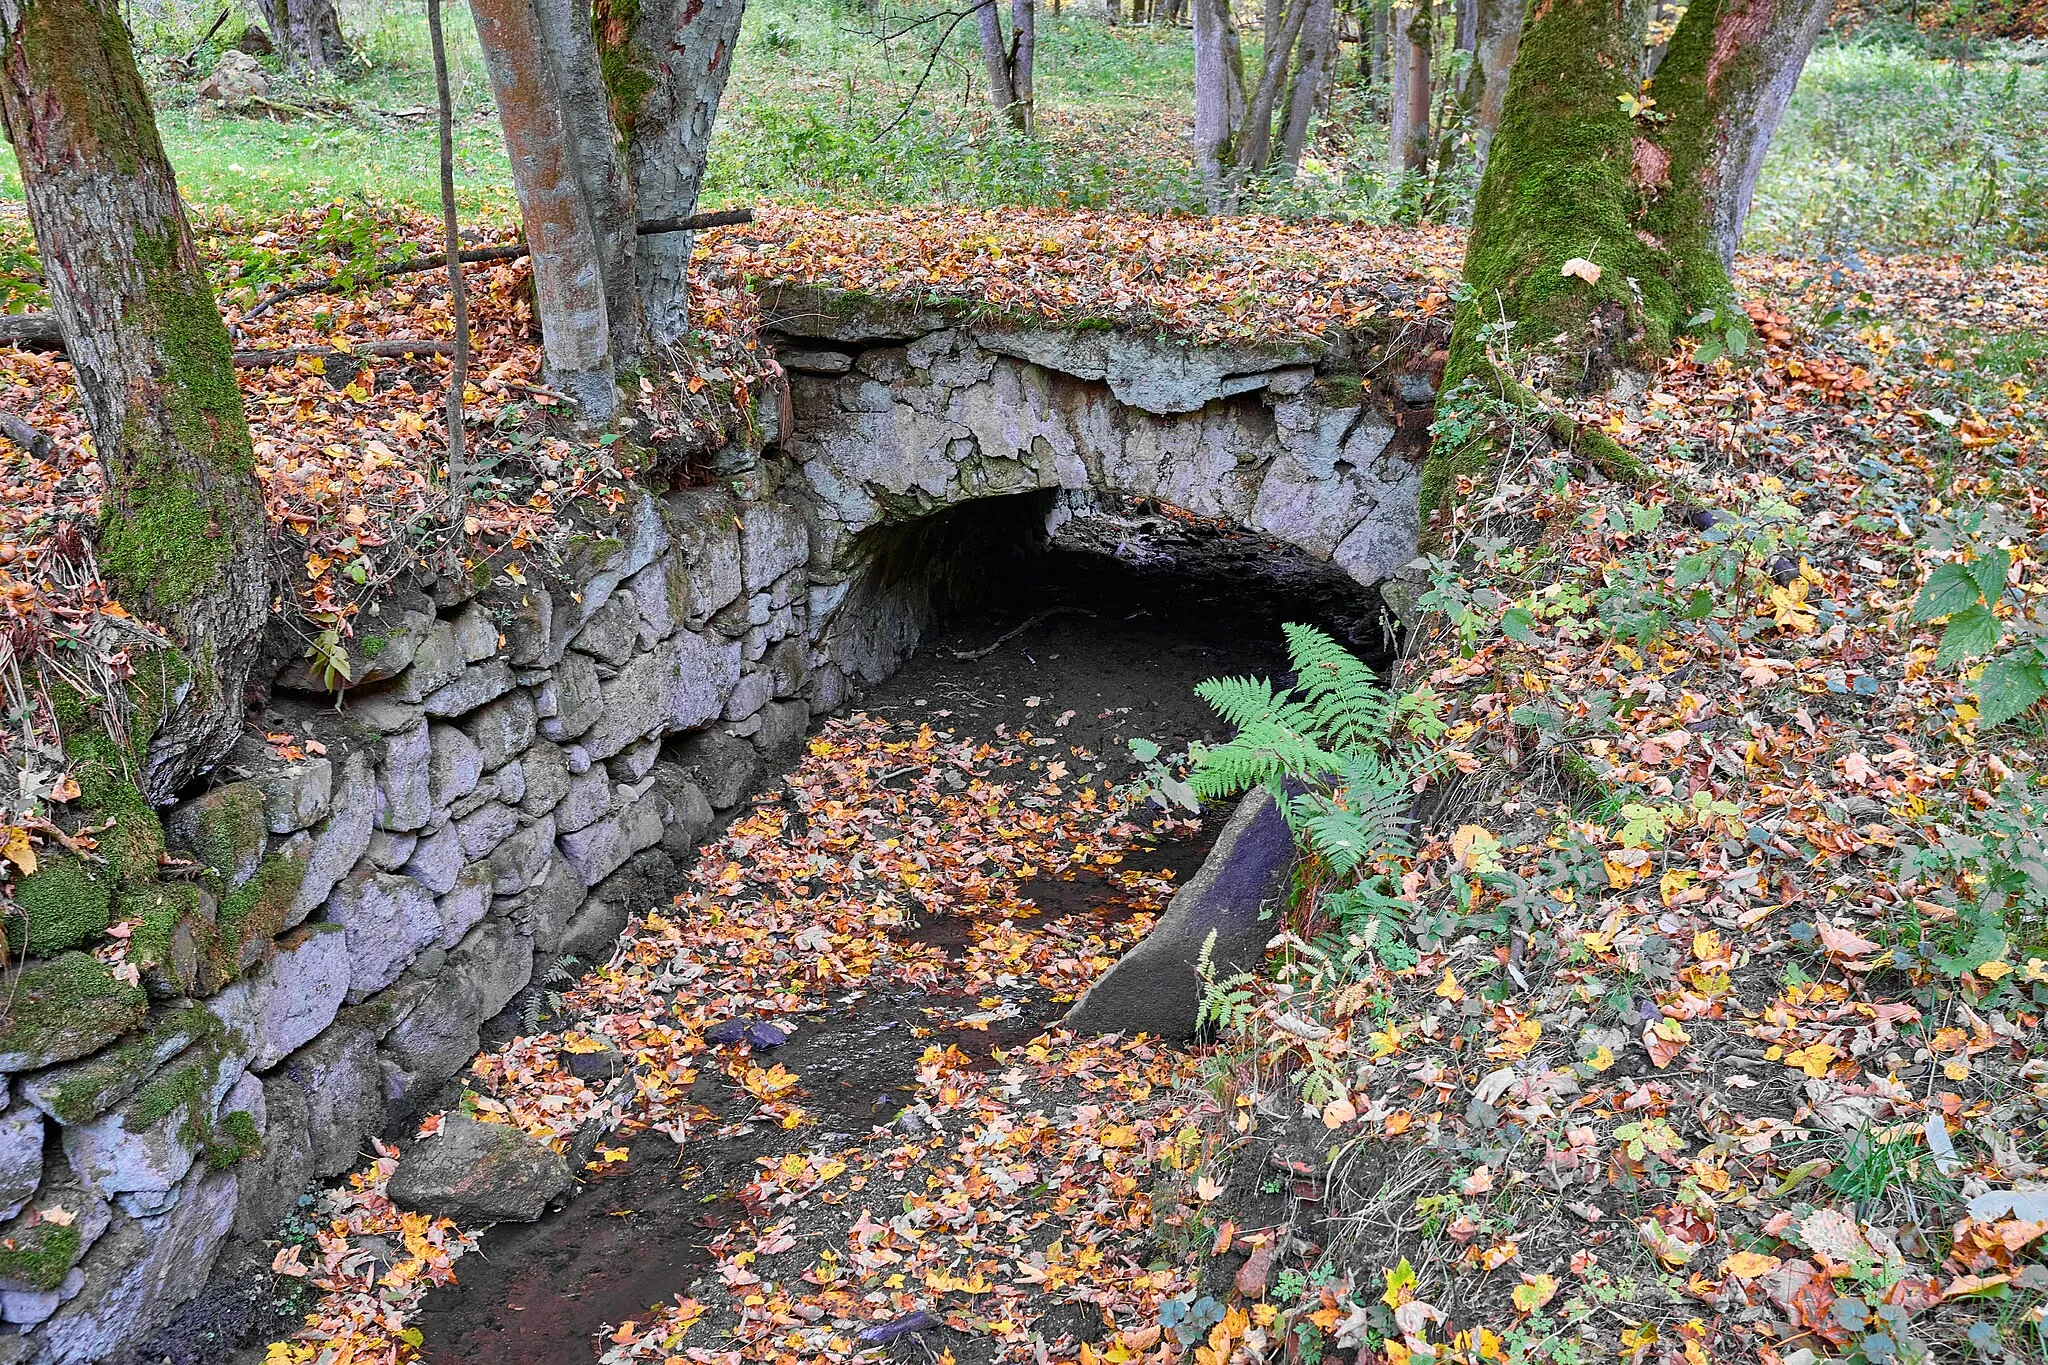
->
[0,0,2039,255]
[1747,40,2048,254]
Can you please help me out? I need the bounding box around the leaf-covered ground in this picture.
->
[7,205,2048,1364]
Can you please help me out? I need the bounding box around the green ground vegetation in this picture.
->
[0,0,2037,256]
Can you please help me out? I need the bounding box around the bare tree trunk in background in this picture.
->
[0,0,270,798]
[470,0,619,417]
[1278,0,1335,177]
[1386,0,1430,177]
[976,0,1028,127]
[1010,0,1036,129]
[1468,0,1521,171]
[1263,0,1284,49]
[602,0,745,346]
[1454,0,1475,48]
[535,0,642,370]
[429,0,471,553]
[252,0,349,68]
[1370,0,1388,79]
[1190,0,1245,201]
[1641,0,1834,267]
[1236,0,1309,174]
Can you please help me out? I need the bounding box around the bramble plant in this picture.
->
[1909,503,2048,729]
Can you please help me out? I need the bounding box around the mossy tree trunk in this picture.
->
[0,0,271,800]
[1433,0,1829,512]
[251,0,349,69]
[1638,0,1834,270]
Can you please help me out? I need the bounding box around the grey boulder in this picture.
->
[386,1114,570,1224]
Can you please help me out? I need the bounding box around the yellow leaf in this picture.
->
[1,827,36,876]
[1511,1273,1558,1313]
[1721,1251,1780,1278]
[1436,968,1464,1002]
[1977,960,2012,981]
[1782,1042,1840,1078]
[1452,824,1502,874]
[1603,856,1639,890]
[1586,1044,1616,1073]
[1560,257,1603,286]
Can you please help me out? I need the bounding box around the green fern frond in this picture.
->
[1283,623,1396,751]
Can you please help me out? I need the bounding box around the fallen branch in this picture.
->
[242,206,755,320]
[230,339,452,367]
[946,606,1095,660]
[0,413,53,459]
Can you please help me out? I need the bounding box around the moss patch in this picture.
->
[35,1002,214,1125]
[216,848,307,970]
[0,951,148,1068]
[0,1217,82,1293]
[9,853,115,957]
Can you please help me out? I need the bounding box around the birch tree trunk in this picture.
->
[1278,0,1336,178]
[1468,0,1521,171]
[600,0,745,347]
[0,0,270,798]
[252,0,349,69]
[1191,0,1246,200]
[471,0,618,417]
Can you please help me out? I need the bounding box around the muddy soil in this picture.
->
[410,539,1382,1364]
[129,529,1381,1365]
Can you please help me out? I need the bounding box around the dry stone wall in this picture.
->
[0,296,1430,1363]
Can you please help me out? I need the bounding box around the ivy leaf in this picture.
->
[1911,562,1983,622]
[1976,649,2048,729]
[1934,603,2002,668]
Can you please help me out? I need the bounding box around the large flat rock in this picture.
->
[1065,789,1295,1042]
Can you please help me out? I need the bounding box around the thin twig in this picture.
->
[240,208,753,321]
[428,0,470,570]
[946,606,1095,660]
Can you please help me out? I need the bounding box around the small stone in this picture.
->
[562,1042,624,1083]
[451,601,500,662]
[258,759,333,835]
[744,1022,788,1050]
[427,723,485,808]
[386,1114,570,1224]
[462,691,538,771]
[705,1019,748,1044]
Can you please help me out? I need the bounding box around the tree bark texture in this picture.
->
[0,0,271,798]
[1190,0,1245,199]
[429,0,471,545]
[601,0,745,346]
[1236,0,1310,175]
[1639,0,1833,270]
[470,0,618,417]
[975,0,1025,127]
[533,0,642,368]
[1009,0,1036,127]
[1278,0,1335,177]
[252,0,348,69]
[1467,0,1521,171]
[1387,0,1430,177]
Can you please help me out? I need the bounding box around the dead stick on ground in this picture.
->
[946,607,1096,661]
[427,0,471,570]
